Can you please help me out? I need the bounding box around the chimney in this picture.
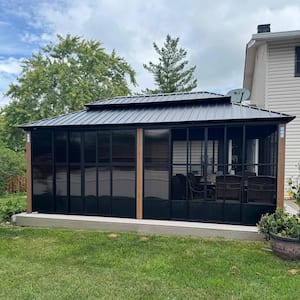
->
[257,24,270,33]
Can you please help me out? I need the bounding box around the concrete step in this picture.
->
[13,212,262,241]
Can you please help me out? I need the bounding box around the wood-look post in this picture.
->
[136,128,143,219]
[25,132,32,213]
[277,124,286,208]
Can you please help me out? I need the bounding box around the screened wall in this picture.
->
[32,129,136,218]
[31,123,278,225]
[143,124,278,224]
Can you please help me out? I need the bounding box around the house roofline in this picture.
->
[243,30,300,92]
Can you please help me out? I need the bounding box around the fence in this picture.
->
[5,175,26,193]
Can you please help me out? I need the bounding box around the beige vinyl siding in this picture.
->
[250,43,267,106]
[266,40,300,187]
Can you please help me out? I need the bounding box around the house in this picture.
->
[20,91,294,225]
[243,24,300,189]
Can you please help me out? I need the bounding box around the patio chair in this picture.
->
[172,174,186,200]
[247,176,276,204]
[216,175,242,202]
[187,173,205,200]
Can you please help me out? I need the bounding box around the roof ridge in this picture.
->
[92,91,225,104]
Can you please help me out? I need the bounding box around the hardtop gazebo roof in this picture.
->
[19,91,294,129]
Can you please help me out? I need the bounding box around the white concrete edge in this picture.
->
[13,212,263,241]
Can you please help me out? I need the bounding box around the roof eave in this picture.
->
[19,116,295,131]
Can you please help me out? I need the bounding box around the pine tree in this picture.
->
[143,34,197,94]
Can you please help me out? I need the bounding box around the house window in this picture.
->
[295,47,300,76]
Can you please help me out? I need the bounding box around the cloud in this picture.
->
[30,0,300,94]
[0,57,23,74]
[1,0,300,107]
[0,57,24,106]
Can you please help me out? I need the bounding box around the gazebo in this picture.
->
[20,92,294,225]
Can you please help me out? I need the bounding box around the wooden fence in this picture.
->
[5,175,26,193]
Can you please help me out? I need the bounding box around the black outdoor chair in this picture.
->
[247,176,276,204]
[216,175,242,202]
[187,173,204,200]
[172,174,186,200]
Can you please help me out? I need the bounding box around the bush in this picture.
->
[257,209,300,240]
[0,194,26,222]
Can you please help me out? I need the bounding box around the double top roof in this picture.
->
[20,91,294,129]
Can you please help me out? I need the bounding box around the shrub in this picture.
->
[0,195,26,222]
[257,209,300,240]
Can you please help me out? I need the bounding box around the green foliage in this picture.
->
[0,193,26,222]
[0,144,25,195]
[257,209,300,240]
[3,34,137,150]
[287,176,300,206]
[143,34,197,94]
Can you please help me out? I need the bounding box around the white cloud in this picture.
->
[0,57,23,74]
[1,0,300,103]
[0,57,23,106]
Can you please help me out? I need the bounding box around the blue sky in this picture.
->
[1,0,300,107]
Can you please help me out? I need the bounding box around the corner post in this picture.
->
[277,124,286,208]
[136,128,143,219]
[25,132,32,213]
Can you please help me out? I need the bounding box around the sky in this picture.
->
[1,0,300,107]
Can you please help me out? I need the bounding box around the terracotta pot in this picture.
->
[270,232,300,260]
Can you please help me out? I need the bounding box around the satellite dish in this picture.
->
[226,88,250,103]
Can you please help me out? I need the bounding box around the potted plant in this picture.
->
[257,209,300,260]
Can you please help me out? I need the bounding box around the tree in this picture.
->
[3,34,137,150]
[143,34,197,94]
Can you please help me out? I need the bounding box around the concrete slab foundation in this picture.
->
[13,213,262,241]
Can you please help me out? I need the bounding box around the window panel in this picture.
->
[33,165,53,195]
[112,130,135,163]
[54,131,67,163]
[186,128,205,178]
[112,166,135,198]
[98,131,110,163]
[85,166,96,196]
[55,166,67,196]
[171,169,187,200]
[227,127,243,174]
[144,166,169,200]
[70,166,81,196]
[246,124,275,177]
[84,132,97,163]
[172,129,187,165]
[144,129,169,164]
[32,131,52,164]
[69,132,81,163]
[208,127,224,165]
[98,167,111,197]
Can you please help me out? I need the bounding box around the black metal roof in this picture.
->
[86,91,228,109]
[19,91,294,129]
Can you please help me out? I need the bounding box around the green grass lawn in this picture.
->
[0,225,299,300]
